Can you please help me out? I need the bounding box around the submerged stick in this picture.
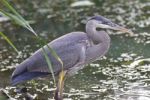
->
[16,87,37,100]
[0,89,16,100]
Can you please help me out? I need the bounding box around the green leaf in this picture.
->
[0,0,64,88]
[42,47,56,86]
[46,44,63,69]
[0,11,26,27]
[0,32,19,53]
[0,0,37,36]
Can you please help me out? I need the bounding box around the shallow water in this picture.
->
[0,0,150,99]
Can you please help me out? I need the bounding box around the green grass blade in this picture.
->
[1,0,22,19]
[0,0,65,87]
[42,47,56,86]
[0,32,19,53]
[46,45,63,69]
[0,11,26,27]
[0,10,36,35]
[0,0,37,36]
[36,37,64,70]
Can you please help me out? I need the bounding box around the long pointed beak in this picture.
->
[112,26,134,36]
[97,22,134,36]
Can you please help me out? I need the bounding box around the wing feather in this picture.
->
[11,32,90,84]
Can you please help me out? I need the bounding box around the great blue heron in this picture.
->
[11,15,133,100]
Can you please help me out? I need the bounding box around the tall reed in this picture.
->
[0,0,64,87]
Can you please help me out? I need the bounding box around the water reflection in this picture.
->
[114,81,150,100]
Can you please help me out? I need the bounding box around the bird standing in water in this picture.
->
[11,15,134,100]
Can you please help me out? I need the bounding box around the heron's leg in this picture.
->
[54,45,86,99]
[54,70,67,100]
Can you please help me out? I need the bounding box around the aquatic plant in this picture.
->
[0,0,64,87]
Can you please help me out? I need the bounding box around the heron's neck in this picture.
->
[85,20,110,62]
[86,20,110,45]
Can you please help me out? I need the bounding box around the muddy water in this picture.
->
[0,0,150,99]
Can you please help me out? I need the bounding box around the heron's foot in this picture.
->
[54,70,67,100]
[16,87,28,93]
[54,88,62,100]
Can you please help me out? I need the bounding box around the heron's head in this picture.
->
[89,15,134,36]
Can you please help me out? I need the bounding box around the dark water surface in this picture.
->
[0,0,150,100]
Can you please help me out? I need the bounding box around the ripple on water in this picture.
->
[114,82,150,100]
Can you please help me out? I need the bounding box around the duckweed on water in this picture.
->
[0,0,150,99]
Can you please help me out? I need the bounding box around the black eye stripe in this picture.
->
[90,15,110,22]
[89,15,118,27]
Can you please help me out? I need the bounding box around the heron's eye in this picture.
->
[96,27,101,31]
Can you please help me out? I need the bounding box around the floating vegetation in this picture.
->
[0,0,150,99]
[70,1,94,7]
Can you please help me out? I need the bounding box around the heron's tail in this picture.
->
[11,72,49,86]
[11,59,49,86]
